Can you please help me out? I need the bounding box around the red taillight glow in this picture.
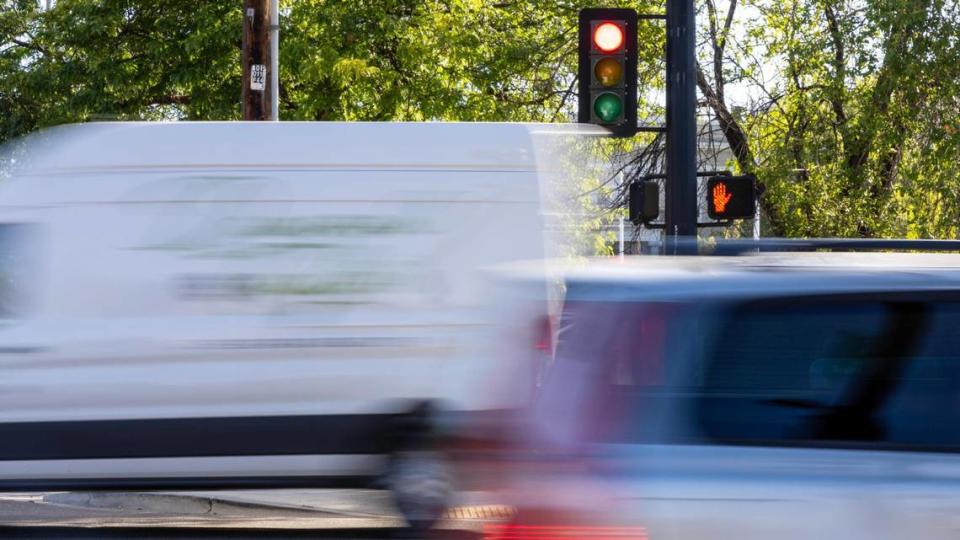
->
[484,524,648,540]
[593,22,625,52]
[535,315,553,352]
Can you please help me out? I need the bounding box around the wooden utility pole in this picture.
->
[242,0,272,120]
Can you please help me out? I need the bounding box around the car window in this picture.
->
[883,302,960,447]
[695,295,960,451]
[544,296,687,444]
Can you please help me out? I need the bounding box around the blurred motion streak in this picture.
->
[484,524,649,540]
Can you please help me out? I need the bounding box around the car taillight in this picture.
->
[534,315,553,352]
[484,523,648,540]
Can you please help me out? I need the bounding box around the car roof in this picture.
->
[505,253,960,303]
[5,121,606,175]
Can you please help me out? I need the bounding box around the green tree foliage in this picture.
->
[699,0,960,238]
[6,0,960,241]
[0,0,659,135]
[2,0,660,254]
[0,0,242,135]
[282,0,592,121]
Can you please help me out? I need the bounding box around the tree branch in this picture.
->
[10,38,50,57]
[697,63,785,235]
[822,2,847,125]
[720,0,737,50]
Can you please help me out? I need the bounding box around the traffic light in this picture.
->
[706,175,756,220]
[578,8,638,138]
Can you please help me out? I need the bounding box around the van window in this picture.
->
[695,296,960,451]
[0,223,38,319]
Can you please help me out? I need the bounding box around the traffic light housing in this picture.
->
[578,8,638,138]
[706,175,756,220]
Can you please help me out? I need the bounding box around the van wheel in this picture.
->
[386,449,452,532]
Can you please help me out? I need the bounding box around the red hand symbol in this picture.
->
[713,183,733,213]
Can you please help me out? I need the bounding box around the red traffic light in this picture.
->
[593,22,624,52]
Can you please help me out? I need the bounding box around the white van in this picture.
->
[0,121,584,524]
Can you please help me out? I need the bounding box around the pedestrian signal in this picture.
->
[706,175,756,220]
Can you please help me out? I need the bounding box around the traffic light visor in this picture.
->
[593,22,624,52]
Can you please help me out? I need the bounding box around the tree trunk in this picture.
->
[696,66,785,236]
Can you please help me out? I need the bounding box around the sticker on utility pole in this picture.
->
[251,64,266,91]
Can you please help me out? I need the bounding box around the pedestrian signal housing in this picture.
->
[706,175,756,220]
[629,181,660,224]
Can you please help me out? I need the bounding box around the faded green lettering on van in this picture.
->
[254,273,393,296]
[241,216,425,238]
[134,215,427,259]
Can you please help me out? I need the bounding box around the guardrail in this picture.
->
[701,238,960,256]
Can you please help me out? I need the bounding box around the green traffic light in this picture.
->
[593,92,623,123]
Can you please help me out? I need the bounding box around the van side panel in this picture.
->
[0,168,541,428]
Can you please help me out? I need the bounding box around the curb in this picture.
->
[43,491,515,523]
[42,492,353,517]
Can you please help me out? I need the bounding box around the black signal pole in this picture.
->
[664,0,698,254]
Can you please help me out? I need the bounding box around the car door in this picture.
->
[867,298,960,540]
[595,295,934,540]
